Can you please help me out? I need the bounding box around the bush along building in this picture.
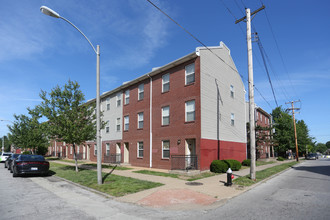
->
[48,42,247,171]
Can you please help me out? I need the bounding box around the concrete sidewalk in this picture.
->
[51,159,299,210]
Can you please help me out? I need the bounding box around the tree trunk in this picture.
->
[73,143,78,172]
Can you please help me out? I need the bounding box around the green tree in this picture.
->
[8,110,48,154]
[296,120,314,155]
[0,135,11,152]
[272,107,294,156]
[37,80,97,172]
[316,143,327,154]
[326,141,330,149]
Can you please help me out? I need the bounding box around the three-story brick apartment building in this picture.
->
[49,42,247,171]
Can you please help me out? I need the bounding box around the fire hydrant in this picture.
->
[225,168,234,186]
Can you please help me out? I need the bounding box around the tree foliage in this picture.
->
[37,80,97,172]
[8,109,48,155]
[0,135,11,152]
[272,107,313,157]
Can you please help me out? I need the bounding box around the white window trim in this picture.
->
[116,93,121,107]
[106,143,110,156]
[124,115,129,131]
[185,100,195,122]
[162,106,170,126]
[231,113,235,126]
[106,120,110,133]
[185,63,195,85]
[106,97,110,111]
[125,90,130,105]
[138,112,144,129]
[138,84,144,100]
[116,118,121,132]
[162,73,170,92]
[94,145,97,156]
[162,140,170,159]
[230,85,234,98]
[137,142,143,158]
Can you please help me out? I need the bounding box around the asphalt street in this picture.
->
[193,158,330,220]
[1,159,330,220]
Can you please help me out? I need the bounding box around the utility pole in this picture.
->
[286,100,300,161]
[236,5,265,181]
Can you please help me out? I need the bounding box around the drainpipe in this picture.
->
[148,74,153,168]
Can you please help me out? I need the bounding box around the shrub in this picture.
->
[224,159,242,171]
[22,151,32,155]
[277,156,285,161]
[210,160,229,173]
[242,159,251,166]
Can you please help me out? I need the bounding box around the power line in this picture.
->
[256,34,278,107]
[146,0,239,74]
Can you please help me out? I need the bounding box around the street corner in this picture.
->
[137,188,218,210]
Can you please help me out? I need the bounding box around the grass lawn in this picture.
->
[133,170,219,181]
[50,163,163,197]
[133,170,179,178]
[84,163,132,170]
[234,161,298,187]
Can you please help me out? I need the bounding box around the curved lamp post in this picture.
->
[40,6,102,185]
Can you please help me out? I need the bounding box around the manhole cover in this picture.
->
[185,182,203,186]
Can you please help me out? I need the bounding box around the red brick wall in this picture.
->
[123,57,201,169]
[200,138,246,170]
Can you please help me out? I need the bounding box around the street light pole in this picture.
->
[40,6,103,185]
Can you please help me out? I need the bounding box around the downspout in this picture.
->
[148,75,153,168]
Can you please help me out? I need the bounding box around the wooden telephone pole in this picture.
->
[286,100,300,161]
[236,5,265,180]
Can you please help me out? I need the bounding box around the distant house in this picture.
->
[49,42,247,171]
[246,103,274,160]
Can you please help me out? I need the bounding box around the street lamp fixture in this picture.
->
[40,6,102,185]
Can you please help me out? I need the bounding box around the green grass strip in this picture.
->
[50,163,163,197]
[133,170,179,178]
[84,163,132,170]
[234,161,298,187]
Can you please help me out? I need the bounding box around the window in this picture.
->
[230,85,234,98]
[124,116,129,131]
[70,146,72,155]
[94,145,97,156]
[185,63,195,85]
[116,93,121,107]
[137,142,143,158]
[77,146,80,154]
[138,112,144,129]
[105,120,110,133]
[116,118,121,131]
[162,106,170,126]
[162,73,170,92]
[106,143,110,156]
[106,97,110,111]
[185,100,195,122]
[125,90,130,105]
[231,113,235,126]
[162,140,170,159]
[138,84,144,100]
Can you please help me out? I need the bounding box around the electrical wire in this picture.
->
[146,0,239,75]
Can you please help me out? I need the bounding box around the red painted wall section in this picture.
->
[200,138,246,170]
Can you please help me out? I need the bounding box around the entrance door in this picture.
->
[116,143,121,163]
[124,143,129,163]
[185,139,196,169]
[83,146,86,159]
[87,145,90,160]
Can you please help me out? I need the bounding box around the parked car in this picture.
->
[306,153,317,160]
[0,152,12,163]
[6,154,20,172]
[12,155,49,177]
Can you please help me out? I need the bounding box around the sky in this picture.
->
[0,0,329,144]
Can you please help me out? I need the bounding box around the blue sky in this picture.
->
[0,0,329,144]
